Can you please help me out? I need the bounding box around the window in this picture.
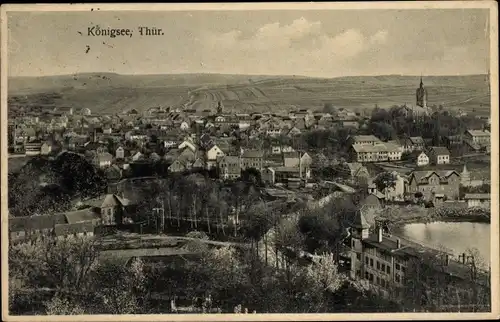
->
[386,266,390,274]
[370,258,374,267]
[395,274,401,283]
[395,263,400,270]
[365,257,369,265]
[381,263,385,272]
[365,272,369,280]
[401,266,406,273]
[351,240,355,247]
[356,253,361,261]
[369,273,374,282]
[376,261,380,270]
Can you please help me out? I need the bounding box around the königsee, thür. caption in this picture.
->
[87,26,165,38]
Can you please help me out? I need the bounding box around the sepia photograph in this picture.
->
[1,2,498,321]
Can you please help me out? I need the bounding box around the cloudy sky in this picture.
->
[7,8,491,77]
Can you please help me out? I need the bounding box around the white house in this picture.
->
[464,193,490,208]
[178,140,197,152]
[416,151,429,167]
[180,121,190,131]
[131,151,143,162]
[81,107,92,116]
[206,144,225,161]
[116,146,125,159]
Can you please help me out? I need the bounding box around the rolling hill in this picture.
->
[8,73,490,115]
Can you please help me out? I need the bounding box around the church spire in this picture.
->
[420,75,423,88]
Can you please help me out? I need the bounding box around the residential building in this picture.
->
[9,208,101,243]
[240,150,264,171]
[407,170,461,200]
[399,136,425,153]
[94,152,113,168]
[427,146,451,165]
[218,156,241,180]
[24,141,42,156]
[411,151,430,167]
[80,107,92,116]
[385,142,403,161]
[261,167,276,185]
[370,172,406,201]
[346,163,370,184]
[168,160,187,173]
[349,135,382,146]
[443,135,462,150]
[55,222,95,240]
[283,152,301,168]
[206,144,225,161]
[348,217,486,305]
[350,143,389,163]
[274,167,302,184]
[464,194,490,208]
[464,129,490,147]
[116,146,125,159]
[40,142,52,155]
[82,193,130,225]
[178,139,197,152]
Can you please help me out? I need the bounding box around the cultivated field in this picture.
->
[8,73,490,115]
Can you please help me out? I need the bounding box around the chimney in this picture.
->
[462,252,466,264]
[445,254,450,266]
[377,226,383,243]
[396,239,401,249]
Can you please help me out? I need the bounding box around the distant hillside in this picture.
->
[8,73,490,115]
[8,73,308,94]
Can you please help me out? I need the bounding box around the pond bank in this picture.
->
[380,206,491,228]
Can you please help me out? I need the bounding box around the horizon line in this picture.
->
[9,72,490,79]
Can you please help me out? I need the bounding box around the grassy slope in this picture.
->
[8,73,490,115]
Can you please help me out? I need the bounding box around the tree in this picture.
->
[373,172,398,195]
[323,103,335,114]
[88,258,147,314]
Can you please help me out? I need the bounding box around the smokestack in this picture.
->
[462,253,466,264]
[445,254,450,266]
[377,226,383,243]
[396,239,401,249]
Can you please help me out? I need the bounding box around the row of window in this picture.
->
[364,272,390,288]
[395,263,406,273]
[365,256,391,274]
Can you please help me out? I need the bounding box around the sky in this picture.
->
[7,8,491,78]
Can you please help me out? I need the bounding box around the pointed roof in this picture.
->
[352,210,370,229]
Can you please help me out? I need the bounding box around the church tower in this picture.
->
[216,101,223,115]
[461,163,471,187]
[416,76,428,108]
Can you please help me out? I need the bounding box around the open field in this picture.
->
[8,73,490,115]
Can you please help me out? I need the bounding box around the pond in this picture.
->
[394,222,491,267]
